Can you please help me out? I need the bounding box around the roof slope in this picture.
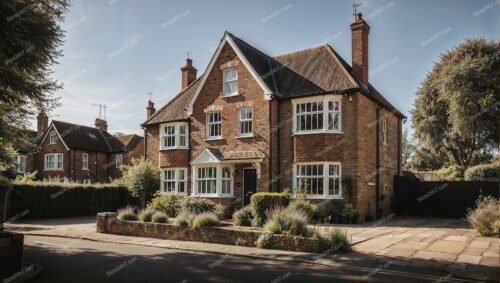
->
[145,32,404,125]
[47,120,142,153]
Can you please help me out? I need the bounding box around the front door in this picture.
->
[243,168,257,206]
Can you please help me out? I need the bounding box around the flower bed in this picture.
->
[96,212,322,253]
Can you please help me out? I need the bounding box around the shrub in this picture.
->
[318,201,343,223]
[117,206,138,221]
[181,197,217,214]
[173,212,195,227]
[320,228,352,252]
[138,208,155,222]
[250,192,290,227]
[120,158,160,208]
[191,212,220,229]
[464,162,500,181]
[148,193,185,217]
[151,211,168,223]
[467,195,500,236]
[433,165,464,181]
[255,233,273,249]
[233,206,254,226]
[264,207,309,236]
[341,203,358,223]
[214,204,226,220]
[288,200,319,221]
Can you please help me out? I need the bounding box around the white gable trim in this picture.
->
[190,149,221,165]
[39,122,70,150]
[186,33,273,114]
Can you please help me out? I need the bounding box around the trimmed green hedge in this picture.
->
[250,192,290,227]
[8,183,136,219]
[464,163,500,181]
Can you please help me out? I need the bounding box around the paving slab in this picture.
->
[413,250,458,262]
[456,254,481,265]
[469,240,491,249]
[443,235,469,242]
[480,256,500,267]
[462,247,487,256]
[427,240,467,254]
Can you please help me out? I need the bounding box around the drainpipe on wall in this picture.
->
[376,108,381,218]
[141,125,147,161]
[269,101,273,192]
[277,99,281,192]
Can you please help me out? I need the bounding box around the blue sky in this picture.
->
[43,0,499,135]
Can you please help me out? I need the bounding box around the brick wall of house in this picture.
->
[35,130,70,180]
[189,43,271,195]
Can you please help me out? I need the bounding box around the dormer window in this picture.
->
[223,68,238,97]
[49,131,57,144]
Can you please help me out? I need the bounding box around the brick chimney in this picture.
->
[147,100,156,118]
[37,111,48,134]
[95,118,108,131]
[350,12,370,86]
[181,58,197,90]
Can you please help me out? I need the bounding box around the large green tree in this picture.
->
[0,0,69,170]
[411,39,500,170]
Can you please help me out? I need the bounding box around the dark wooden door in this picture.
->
[243,169,257,206]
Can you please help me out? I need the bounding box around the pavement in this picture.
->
[5,216,500,282]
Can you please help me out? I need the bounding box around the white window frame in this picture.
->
[14,155,26,174]
[192,164,234,197]
[206,111,222,139]
[292,162,342,199]
[159,122,189,150]
[382,119,388,146]
[44,153,64,171]
[238,107,253,137]
[292,96,342,135]
[160,168,187,193]
[115,154,122,168]
[223,68,238,97]
[49,131,57,144]
[82,153,89,170]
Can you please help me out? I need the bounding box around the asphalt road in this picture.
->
[22,235,479,283]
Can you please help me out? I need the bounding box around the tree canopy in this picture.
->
[411,39,500,170]
[0,0,69,170]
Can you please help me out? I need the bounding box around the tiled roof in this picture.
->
[145,32,404,125]
[45,120,142,153]
[116,134,143,151]
[207,148,265,161]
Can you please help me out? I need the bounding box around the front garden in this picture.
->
[98,192,353,253]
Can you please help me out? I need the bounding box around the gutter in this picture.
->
[376,108,381,218]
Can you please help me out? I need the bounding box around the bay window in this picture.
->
[223,68,238,96]
[161,168,187,193]
[292,96,342,134]
[44,153,63,171]
[160,122,189,149]
[206,112,221,139]
[293,162,342,198]
[193,164,233,196]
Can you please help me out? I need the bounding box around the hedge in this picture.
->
[7,183,137,219]
[250,192,290,227]
[464,162,500,181]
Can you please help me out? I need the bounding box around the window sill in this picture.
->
[205,137,224,141]
[237,134,254,139]
[383,143,389,147]
[44,169,64,172]
[82,168,89,171]
[292,131,343,136]
[160,147,189,151]
[221,93,239,98]
[302,195,344,200]
[190,194,235,199]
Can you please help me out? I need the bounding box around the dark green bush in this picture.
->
[341,203,359,223]
[138,208,155,222]
[8,183,136,219]
[250,192,290,227]
[288,200,319,221]
[263,207,310,236]
[181,197,217,214]
[191,212,220,229]
[151,211,168,223]
[117,206,138,221]
[464,162,500,181]
[148,193,185,217]
[214,204,226,220]
[320,228,352,252]
[173,212,195,227]
[233,206,254,226]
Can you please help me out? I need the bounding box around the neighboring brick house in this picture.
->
[14,112,144,183]
[143,13,405,219]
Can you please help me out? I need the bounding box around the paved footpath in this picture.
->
[6,216,500,282]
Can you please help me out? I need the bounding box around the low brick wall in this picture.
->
[97,212,321,253]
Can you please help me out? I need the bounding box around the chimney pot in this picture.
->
[181,58,197,90]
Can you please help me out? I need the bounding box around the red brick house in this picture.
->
[142,13,405,219]
[14,112,144,183]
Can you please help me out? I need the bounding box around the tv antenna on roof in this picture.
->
[353,2,361,16]
[147,91,153,101]
[187,52,192,59]
[92,103,107,120]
